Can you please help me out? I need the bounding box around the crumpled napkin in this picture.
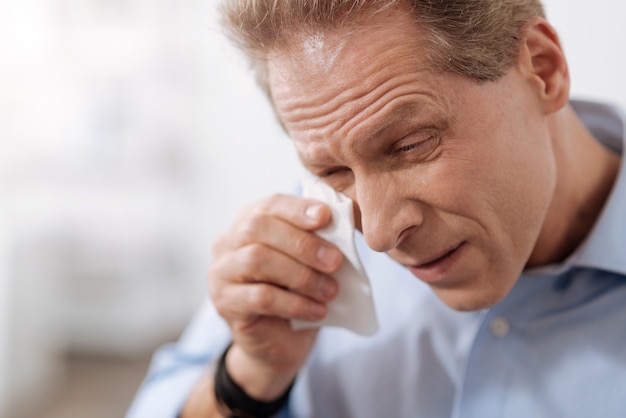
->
[290,178,379,336]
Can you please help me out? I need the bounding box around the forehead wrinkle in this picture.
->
[295,135,343,171]
[282,71,443,166]
[273,30,425,128]
[337,79,437,154]
[329,53,437,139]
[362,101,428,141]
[295,95,435,171]
[270,3,450,168]
[277,90,354,134]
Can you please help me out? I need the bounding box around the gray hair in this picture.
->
[221,0,545,93]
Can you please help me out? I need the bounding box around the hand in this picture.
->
[208,194,343,400]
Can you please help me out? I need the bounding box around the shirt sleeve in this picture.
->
[125,300,231,418]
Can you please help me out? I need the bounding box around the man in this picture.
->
[128,1,626,417]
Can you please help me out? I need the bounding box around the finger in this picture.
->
[232,214,343,274]
[211,233,230,258]
[263,193,333,230]
[237,194,333,233]
[225,243,338,302]
[215,282,328,322]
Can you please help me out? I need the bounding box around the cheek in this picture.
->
[472,135,557,259]
[409,141,488,214]
[425,126,556,250]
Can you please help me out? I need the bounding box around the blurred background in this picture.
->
[0,0,624,417]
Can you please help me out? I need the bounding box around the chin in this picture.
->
[432,284,511,312]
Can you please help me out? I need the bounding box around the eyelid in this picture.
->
[321,166,349,177]
[316,167,353,192]
[392,130,439,154]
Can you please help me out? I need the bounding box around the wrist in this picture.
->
[226,344,298,401]
[214,344,295,418]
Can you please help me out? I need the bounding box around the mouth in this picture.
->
[405,241,466,284]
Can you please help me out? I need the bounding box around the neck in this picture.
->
[527,104,622,267]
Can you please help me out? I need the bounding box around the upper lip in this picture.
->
[405,242,464,268]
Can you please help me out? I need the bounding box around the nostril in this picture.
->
[399,225,418,243]
[362,213,422,253]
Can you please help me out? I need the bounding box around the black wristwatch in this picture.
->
[213,344,295,418]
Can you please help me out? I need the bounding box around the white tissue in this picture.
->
[290,178,379,336]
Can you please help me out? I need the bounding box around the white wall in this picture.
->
[0,216,8,416]
[0,0,303,415]
[544,1,626,109]
[201,3,304,244]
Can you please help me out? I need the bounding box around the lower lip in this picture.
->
[408,242,466,284]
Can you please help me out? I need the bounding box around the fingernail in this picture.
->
[317,246,341,268]
[305,204,323,222]
[319,277,337,299]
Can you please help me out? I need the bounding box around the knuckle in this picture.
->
[237,214,265,245]
[211,234,229,257]
[292,233,316,259]
[206,262,221,288]
[247,214,266,235]
[258,193,294,217]
[265,193,285,207]
[207,265,227,306]
[239,244,266,274]
[209,285,228,316]
[254,194,279,216]
[211,290,226,314]
[249,285,275,312]
[233,203,256,223]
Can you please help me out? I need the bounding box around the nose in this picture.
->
[353,174,422,253]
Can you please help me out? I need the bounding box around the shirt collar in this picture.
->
[525,99,626,277]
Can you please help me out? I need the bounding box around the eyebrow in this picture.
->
[350,101,427,154]
[298,100,435,168]
[368,103,421,138]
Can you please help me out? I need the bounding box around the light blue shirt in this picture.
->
[127,100,626,418]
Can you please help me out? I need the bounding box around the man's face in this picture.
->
[268,10,557,310]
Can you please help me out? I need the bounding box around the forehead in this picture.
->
[265,6,454,149]
[270,2,423,67]
[267,7,439,124]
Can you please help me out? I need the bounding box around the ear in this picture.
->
[516,18,570,114]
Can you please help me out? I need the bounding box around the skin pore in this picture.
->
[268,7,621,311]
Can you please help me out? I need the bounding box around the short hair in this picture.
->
[221,0,545,92]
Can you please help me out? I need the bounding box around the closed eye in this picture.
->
[392,134,439,155]
[395,142,419,153]
[321,166,350,178]
[316,166,353,191]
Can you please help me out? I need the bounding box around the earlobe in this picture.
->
[518,18,570,114]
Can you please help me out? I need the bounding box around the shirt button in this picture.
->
[489,317,511,338]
